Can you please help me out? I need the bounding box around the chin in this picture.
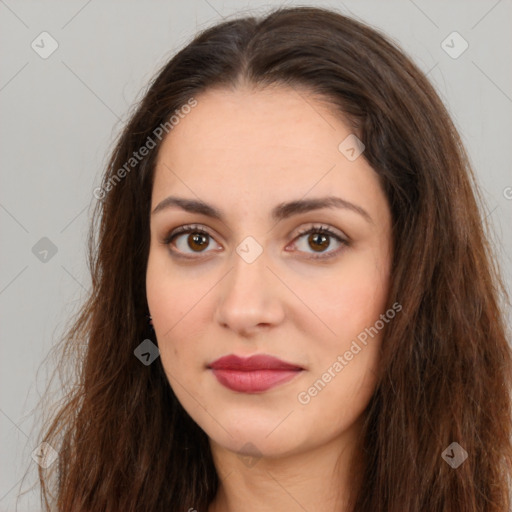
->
[204,415,304,458]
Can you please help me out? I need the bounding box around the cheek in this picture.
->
[146,253,182,363]
[309,252,390,351]
[295,266,388,428]
[146,252,213,378]
[146,249,198,332]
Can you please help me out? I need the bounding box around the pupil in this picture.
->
[189,233,208,251]
[309,233,329,252]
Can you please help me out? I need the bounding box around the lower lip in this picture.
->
[210,369,302,393]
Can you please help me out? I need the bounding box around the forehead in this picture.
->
[152,86,384,219]
[156,86,347,171]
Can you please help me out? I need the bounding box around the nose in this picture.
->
[214,248,285,337]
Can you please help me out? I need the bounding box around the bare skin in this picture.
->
[146,85,393,512]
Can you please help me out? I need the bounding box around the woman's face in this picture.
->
[146,86,393,459]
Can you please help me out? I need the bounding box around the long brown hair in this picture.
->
[33,6,512,511]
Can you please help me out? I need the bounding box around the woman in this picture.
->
[36,6,512,511]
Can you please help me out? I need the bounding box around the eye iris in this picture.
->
[309,232,329,252]
[188,232,209,251]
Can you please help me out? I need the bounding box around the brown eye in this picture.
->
[186,232,210,252]
[163,225,219,257]
[163,223,348,261]
[291,225,348,260]
[307,232,331,252]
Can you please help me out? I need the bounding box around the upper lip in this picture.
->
[208,354,303,371]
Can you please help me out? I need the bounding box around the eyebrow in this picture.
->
[151,195,373,224]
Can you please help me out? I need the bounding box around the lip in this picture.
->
[208,354,304,393]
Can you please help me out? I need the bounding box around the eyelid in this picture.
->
[161,222,349,260]
[292,224,347,242]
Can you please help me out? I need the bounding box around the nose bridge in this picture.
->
[214,239,284,333]
[230,243,267,298]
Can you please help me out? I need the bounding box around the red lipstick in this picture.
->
[208,354,303,393]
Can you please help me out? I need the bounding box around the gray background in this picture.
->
[1,0,511,509]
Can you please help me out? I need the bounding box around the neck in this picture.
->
[207,417,364,512]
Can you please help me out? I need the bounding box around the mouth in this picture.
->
[207,354,304,393]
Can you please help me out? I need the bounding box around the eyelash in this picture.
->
[161,223,349,261]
